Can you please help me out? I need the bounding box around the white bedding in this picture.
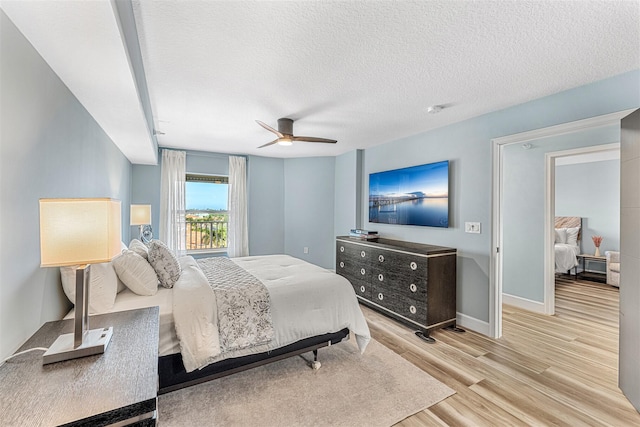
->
[175,254,371,372]
[69,254,371,371]
[65,287,180,356]
[555,243,579,273]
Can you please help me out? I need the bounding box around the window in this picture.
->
[185,174,229,252]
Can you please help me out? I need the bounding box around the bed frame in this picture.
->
[158,328,350,394]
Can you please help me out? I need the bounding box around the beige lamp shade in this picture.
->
[130,204,152,226]
[39,198,122,267]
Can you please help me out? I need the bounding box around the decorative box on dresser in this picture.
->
[0,307,159,427]
[336,236,457,342]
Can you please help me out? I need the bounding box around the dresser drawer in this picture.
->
[337,241,372,262]
[371,283,427,326]
[371,249,428,281]
[371,266,427,300]
[350,279,372,300]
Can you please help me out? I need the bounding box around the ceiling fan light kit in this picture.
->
[256,118,337,148]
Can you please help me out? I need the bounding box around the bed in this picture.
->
[554,216,582,274]
[66,253,371,394]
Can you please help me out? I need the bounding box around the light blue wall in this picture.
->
[284,157,336,269]
[131,160,161,240]
[132,151,287,256]
[502,126,620,301]
[334,150,359,238]
[556,159,620,255]
[0,11,132,360]
[248,155,285,255]
[360,70,639,322]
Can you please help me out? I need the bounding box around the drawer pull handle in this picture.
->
[410,283,417,292]
[360,268,366,275]
[339,262,344,268]
[378,274,384,282]
[340,246,344,252]
[360,285,366,293]
[410,261,417,270]
[378,293,384,301]
[378,255,384,262]
[409,305,417,314]
[361,251,366,258]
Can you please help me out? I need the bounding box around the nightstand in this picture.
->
[576,254,607,283]
[0,307,159,426]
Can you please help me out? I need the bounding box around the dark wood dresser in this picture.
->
[336,236,457,340]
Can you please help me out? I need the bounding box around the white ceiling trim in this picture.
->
[1,0,157,164]
[2,1,639,162]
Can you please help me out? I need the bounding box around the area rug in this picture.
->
[158,338,455,426]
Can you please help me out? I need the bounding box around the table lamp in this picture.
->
[130,204,152,243]
[39,198,122,364]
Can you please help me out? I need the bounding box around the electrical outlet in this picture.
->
[465,222,481,234]
[303,247,309,254]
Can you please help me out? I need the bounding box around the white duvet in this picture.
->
[173,254,371,372]
[555,243,579,273]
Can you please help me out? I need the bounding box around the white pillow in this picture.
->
[112,250,159,296]
[60,262,119,313]
[148,240,182,289]
[117,241,128,293]
[129,238,149,260]
[566,227,580,246]
[554,228,567,244]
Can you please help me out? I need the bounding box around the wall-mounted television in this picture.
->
[369,160,449,227]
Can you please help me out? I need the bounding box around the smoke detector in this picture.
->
[427,105,444,114]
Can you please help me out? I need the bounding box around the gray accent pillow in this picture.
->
[148,240,182,288]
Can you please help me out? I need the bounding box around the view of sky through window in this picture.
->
[186,182,228,210]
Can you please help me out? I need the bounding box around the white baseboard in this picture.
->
[502,293,546,314]
[456,312,490,336]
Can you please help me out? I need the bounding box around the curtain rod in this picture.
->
[159,147,247,159]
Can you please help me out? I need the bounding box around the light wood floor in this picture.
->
[361,277,640,426]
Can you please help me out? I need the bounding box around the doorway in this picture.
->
[490,109,634,339]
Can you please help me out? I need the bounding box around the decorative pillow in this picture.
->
[148,240,181,288]
[117,241,128,293]
[129,238,149,260]
[554,228,567,244]
[566,227,580,246]
[112,250,158,296]
[60,262,119,313]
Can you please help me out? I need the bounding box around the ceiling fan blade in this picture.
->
[256,120,284,138]
[292,136,337,144]
[258,138,279,148]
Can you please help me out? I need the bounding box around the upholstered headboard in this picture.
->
[555,216,582,241]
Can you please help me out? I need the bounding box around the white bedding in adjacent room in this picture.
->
[555,243,579,273]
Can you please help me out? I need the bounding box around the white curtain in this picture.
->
[160,149,186,256]
[227,156,249,257]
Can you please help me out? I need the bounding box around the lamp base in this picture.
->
[43,327,113,365]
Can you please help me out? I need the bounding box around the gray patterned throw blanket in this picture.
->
[196,257,274,352]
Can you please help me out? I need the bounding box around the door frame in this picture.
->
[490,108,635,338]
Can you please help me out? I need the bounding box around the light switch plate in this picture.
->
[465,222,481,234]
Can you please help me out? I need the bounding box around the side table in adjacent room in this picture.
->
[576,254,607,283]
[0,307,159,427]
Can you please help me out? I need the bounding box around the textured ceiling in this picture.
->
[3,1,640,163]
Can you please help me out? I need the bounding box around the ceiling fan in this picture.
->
[256,118,337,148]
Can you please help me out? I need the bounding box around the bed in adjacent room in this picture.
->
[64,245,371,394]
[554,216,582,274]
